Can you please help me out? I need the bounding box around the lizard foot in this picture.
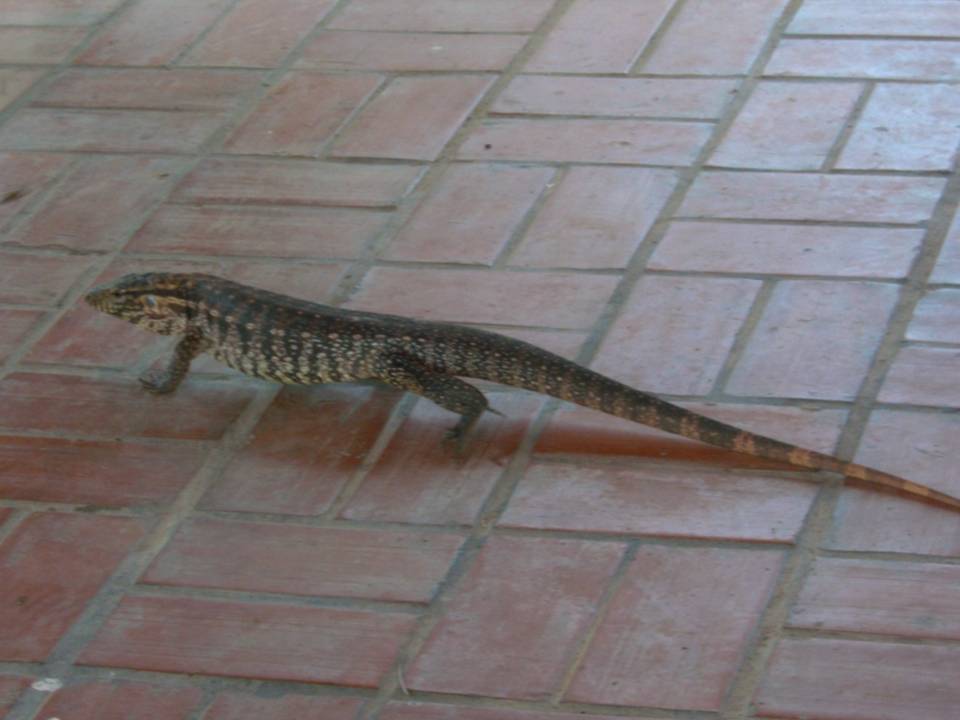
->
[138,368,177,394]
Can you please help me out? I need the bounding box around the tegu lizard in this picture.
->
[85,272,960,512]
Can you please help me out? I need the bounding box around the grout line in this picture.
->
[820,80,874,172]
[628,0,691,75]
[1,385,281,720]
[707,279,776,400]
[490,164,563,269]
[167,0,246,66]
[550,542,638,703]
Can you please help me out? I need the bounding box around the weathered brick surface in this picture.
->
[37,681,204,720]
[593,275,761,395]
[568,546,785,710]
[502,463,816,542]
[330,75,495,161]
[407,536,624,699]
[80,595,416,686]
[223,72,382,156]
[0,435,204,507]
[1,0,958,716]
[460,118,711,165]
[0,27,87,63]
[144,518,464,602]
[726,281,898,400]
[508,167,677,269]
[524,0,674,74]
[298,31,527,72]
[755,638,960,720]
[181,0,337,68]
[711,80,861,170]
[385,163,554,265]
[0,513,146,661]
[790,557,960,641]
[493,76,739,119]
[204,693,363,720]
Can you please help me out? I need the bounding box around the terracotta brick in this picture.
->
[788,0,960,37]
[224,72,382,156]
[681,171,944,223]
[524,0,673,73]
[502,463,816,542]
[329,0,554,32]
[128,204,388,259]
[0,69,44,111]
[0,109,224,153]
[384,164,554,265]
[205,693,363,720]
[853,410,958,500]
[342,393,542,525]
[0,513,145,662]
[201,384,398,515]
[145,519,463,603]
[493,76,738,119]
[537,401,847,463]
[727,281,897,401]
[0,253,93,305]
[907,289,960,343]
[78,0,234,66]
[568,546,785,710]
[0,372,255,440]
[509,167,676,269]
[172,157,423,208]
[7,156,184,252]
[711,81,861,170]
[331,75,495,161]
[297,31,527,72]
[649,222,922,278]
[593,275,761,395]
[204,259,346,303]
[459,118,711,165]
[931,210,960,284]
[182,0,337,67]
[35,68,261,111]
[0,309,43,362]
[0,435,204,507]
[407,536,624,699]
[38,681,204,720]
[879,346,960,408]
[831,487,960,558]
[0,152,69,228]
[347,267,618,329]
[838,84,960,171]
[767,39,960,81]
[382,703,628,720]
[790,557,960,641]
[0,676,29,716]
[0,0,123,25]
[0,26,86,63]
[80,595,415,686]
[754,638,960,720]
[644,0,788,74]
[26,301,166,368]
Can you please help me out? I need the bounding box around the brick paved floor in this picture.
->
[1,1,959,719]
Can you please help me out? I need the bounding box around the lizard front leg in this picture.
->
[140,330,209,394]
[377,353,494,448]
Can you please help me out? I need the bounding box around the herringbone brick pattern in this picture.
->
[1,1,958,719]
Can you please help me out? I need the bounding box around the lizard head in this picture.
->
[84,272,197,335]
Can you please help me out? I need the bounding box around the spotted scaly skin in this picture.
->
[85,272,960,512]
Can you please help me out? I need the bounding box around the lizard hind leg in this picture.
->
[378,353,493,450]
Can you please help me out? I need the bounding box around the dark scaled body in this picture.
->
[85,272,960,512]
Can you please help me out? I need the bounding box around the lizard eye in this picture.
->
[141,294,163,316]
